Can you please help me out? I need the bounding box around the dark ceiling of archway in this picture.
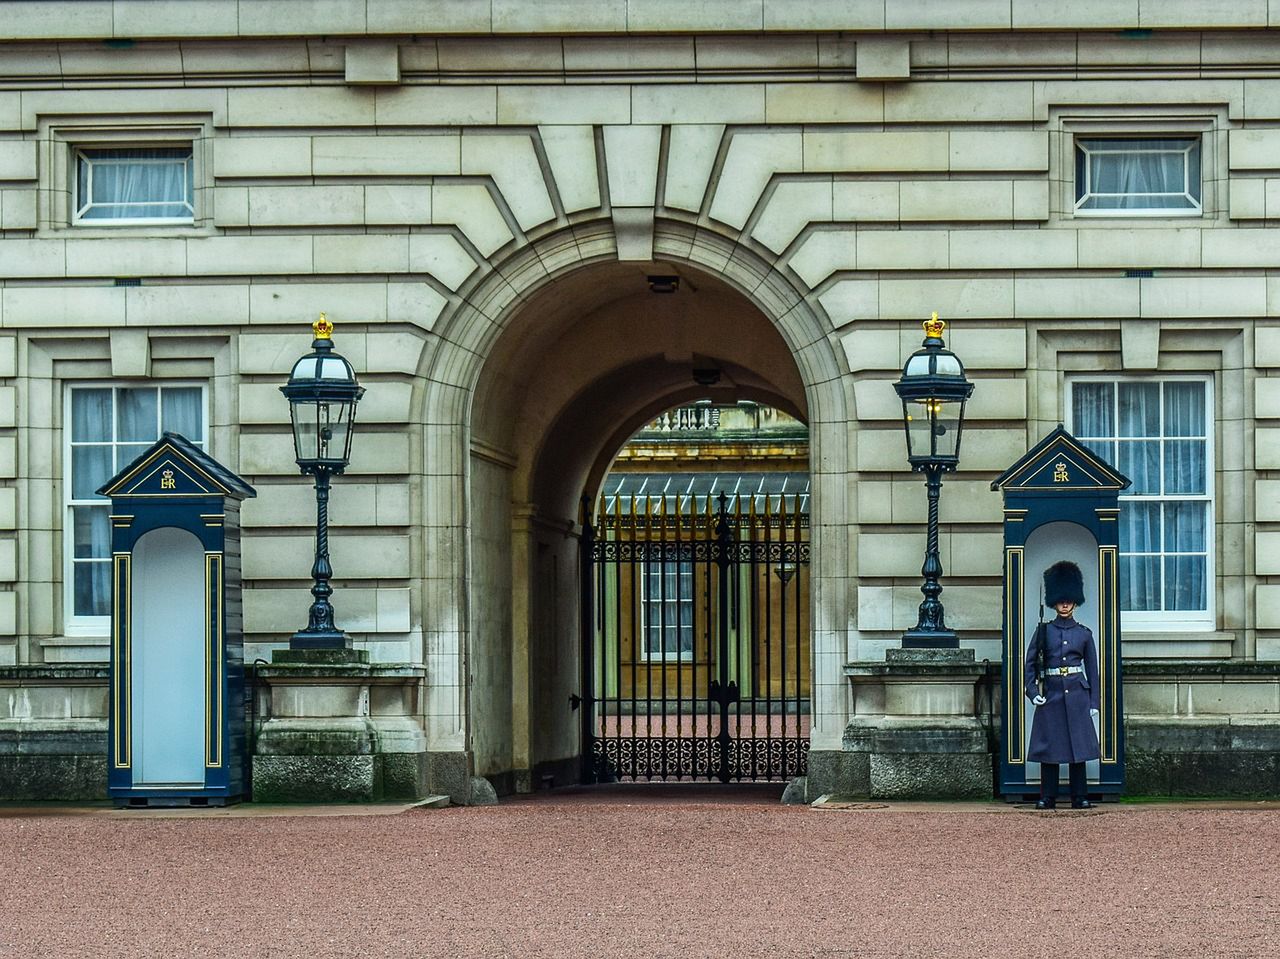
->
[471,260,809,527]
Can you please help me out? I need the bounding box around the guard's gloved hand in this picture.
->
[1032,695,1047,706]
[1090,708,1099,718]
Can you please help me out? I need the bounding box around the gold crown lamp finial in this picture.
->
[923,311,945,339]
[313,312,334,340]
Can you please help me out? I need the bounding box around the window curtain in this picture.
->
[1117,382,1160,495]
[645,559,694,657]
[68,386,204,618]
[79,149,191,219]
[1163,383,1208,610]
[1075,380,1208,614]
[1079,139,1197,210]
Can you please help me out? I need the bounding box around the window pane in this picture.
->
[74,562,111,617]
[161,387,203,441]
[1118,382,1160,436]
[1080,438,1116,468]
[1164,501,1207,554]
[117,444,151,471]
[1077,139,1199,211]
[1164,382,1205,437]
[72,445,112,500]
[117,388,157,442]
[78,148,193,220]
[1120,502,1161,553]
[1117,440,1159,495]
[1120,556,1160,611]
[1164,440,1206,495]
[71,389,112,442]
[1164,555,1206,611]
[646,564,663,600]
[72,506,111,559]
[1073,382,1114,437]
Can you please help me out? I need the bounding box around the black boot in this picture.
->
[1069,762,1091,809]
[1037,763,1059,810]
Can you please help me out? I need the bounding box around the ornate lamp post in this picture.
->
[280,313,365,650]
[892,313,974,649]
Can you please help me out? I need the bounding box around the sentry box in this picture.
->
[99,433,255,806]
[991,425,1130,801]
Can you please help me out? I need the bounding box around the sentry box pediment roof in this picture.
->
[98,432,256,501]
[990,425,1130,494]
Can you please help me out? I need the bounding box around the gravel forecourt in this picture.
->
[2,786,1278,959]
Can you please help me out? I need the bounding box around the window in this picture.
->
[74,147,194,224]
[1074,138,1201,215]
[641,559,694,661]
[65,385,205,629]
[1070,379,1213,628]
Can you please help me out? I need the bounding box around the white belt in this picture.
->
[1044,665,1084,676]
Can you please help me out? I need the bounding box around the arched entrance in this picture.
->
[418,221,851,794]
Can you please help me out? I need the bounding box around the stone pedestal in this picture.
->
[835,648,995,800]
[0,666,109,800]
[1123,661,1280,797]
[251,649,430,802]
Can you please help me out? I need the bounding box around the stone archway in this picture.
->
[416,218,852,796]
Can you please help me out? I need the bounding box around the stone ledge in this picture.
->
[1125,662,1280,678]
[0,666,110,681]
[254,663,425,681]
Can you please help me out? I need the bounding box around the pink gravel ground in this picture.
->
[2,786,1278,959]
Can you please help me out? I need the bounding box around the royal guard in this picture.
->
[1024,560,1101,810]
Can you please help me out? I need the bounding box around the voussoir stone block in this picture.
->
[539,125,601,214]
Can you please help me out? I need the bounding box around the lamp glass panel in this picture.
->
[318,399,353,463]
[933,353,962,376]
[904,353,932,376]
[905,401,932,459]
[317,355,354,382]
[290,400,321,462]
[934,398,962,459]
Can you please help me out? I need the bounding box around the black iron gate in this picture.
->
[580,488,810,783]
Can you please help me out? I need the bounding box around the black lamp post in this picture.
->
[892,313,974,649]
[280,313,365,650]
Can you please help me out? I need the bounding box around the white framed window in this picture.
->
[1074,137,1201,216]
[1068,377,1214,630]
[641,558,695,662]
[64,384,206,633]
[74,146,194,224]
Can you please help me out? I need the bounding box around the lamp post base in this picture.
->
[901,628,959,650]
[289,628,352,651]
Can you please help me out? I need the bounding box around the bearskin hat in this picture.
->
[1044,560,1086,607]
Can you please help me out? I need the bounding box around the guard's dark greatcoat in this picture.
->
[1024,616,1101,764]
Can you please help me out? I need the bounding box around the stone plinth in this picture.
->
[0,666,109,800]
[251,650,429,803]
[833,648,995,800]
[1123,661,1280,798]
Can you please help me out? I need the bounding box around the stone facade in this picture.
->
[3,2,1280,800]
